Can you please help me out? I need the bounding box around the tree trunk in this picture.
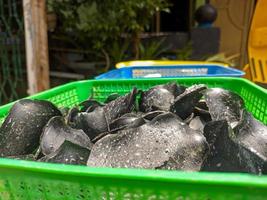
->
[101,48,110,72]
[23,0,50,95]
[132,32,141,59]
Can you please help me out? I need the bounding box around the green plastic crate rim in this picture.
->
[0,77,266,200]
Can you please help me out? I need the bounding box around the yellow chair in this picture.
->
[247,0,267,84]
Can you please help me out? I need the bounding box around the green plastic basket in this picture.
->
[0,77,266,200]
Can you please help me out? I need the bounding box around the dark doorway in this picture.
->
[160,0,191,32]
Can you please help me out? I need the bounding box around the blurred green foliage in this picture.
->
[47,0,170,67]
[175,42,192,60]
[139,38,170,60]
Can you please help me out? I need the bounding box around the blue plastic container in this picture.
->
[95,65,245,79]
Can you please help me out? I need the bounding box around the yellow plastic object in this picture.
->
[248,0,267,84]
[243,64,252,81]
[116,60,229,68]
